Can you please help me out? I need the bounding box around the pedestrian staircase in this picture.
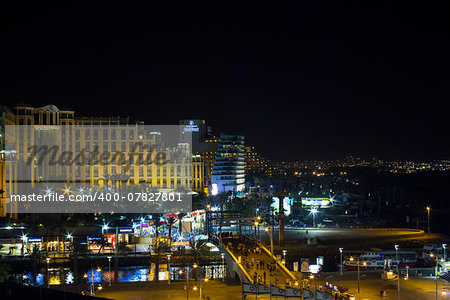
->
[441,272,450,282]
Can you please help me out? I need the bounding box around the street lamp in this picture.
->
[167,254,171,284]
[265,227,274,260]
[221,253,225,282]
[339,248,343,275]
[310,207,318,228]
[349,257,365,296]
[443,244,447,262]
[430,253,442,300]
[107,256,112,286]
[394,245,399,262]
[426,206,431,234]
[46,257,51,288]
[282,250,287,261]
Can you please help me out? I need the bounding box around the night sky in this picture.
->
[2,2,449,161]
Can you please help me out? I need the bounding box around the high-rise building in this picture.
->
[211,135,245,194]
[245,146,272,176]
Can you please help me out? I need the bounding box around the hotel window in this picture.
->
[93,129,98,139]
[111,129,116,140]
[121,129,125,139]
[147,167,152,177]
[94,167,99,178]
[103,142,108,151]
[85,142,90,151]
[75,142,80,152]
[75,129,80,140]
[157,167,160,177]
[111,142,116,152]
[103,129,108,139]
[177,166,181,176]
[163,167,167,177]
[121,142,126,151]
[170,167,174,177]
[129,142,134,151]
[139,167,144,177]
[129,129,134,139]
[85,130,90,139]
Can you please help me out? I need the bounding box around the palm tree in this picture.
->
[151,239,170,282]
[189,238,210,280]
[167,217,176,246]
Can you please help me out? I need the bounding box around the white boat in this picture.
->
[343,249,418,270]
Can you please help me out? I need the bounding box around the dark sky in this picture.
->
[1,2,449,161]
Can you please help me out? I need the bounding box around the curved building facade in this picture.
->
[211,135,245,194]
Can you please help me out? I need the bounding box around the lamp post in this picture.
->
[46,257,50,288]
[394,244,399,262]
[107,256,112,286]
[265,227,274,260]
[310,208,318,228]
[443,244,447,262]
[167,255,171,284]
[349,257,365,296]
[221,253,225,282]
[282,250,287,262]
[339,248,343,275]
[426,206,431,234]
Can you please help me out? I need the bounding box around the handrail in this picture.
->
[259,243,297,281]
[222,245,254,283]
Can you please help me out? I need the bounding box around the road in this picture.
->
[95,274,450,300]
[310,270,450,300]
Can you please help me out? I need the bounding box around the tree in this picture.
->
[189,238,210,280]
[0,262,10,283]
[151,239,170,282]
[167,217,176,247]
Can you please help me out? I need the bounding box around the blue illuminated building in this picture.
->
[211,135,245,194]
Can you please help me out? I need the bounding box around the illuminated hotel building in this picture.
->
[211,135,245,194]
[245,146,272,176]
[0,104,208,217]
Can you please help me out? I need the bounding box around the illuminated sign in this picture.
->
[183,120,199,133]
[211,183,218,196]
[119,228,133,233]
[28,238,42,243]
[271,197,293,216]
[301,197,330,208]
[88,237,101,241]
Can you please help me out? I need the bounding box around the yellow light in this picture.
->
[179,270,183,274]
[309,275,314,279]
[257,216,261,221]
[255,222,259,226]
[349,257,354,261]
[295,282,298,286]
[430,253,434,257]
[206,204,211,209]
[265,228,269,232]
[97,267,102,272]
[363,262,367,266]
[204,278,209,282]
[193,286,198,291]
[97,286,103,290]
[427,207,430,211]
[440,258,445,262]
[83,274,88,278]
[193,264,198,268]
